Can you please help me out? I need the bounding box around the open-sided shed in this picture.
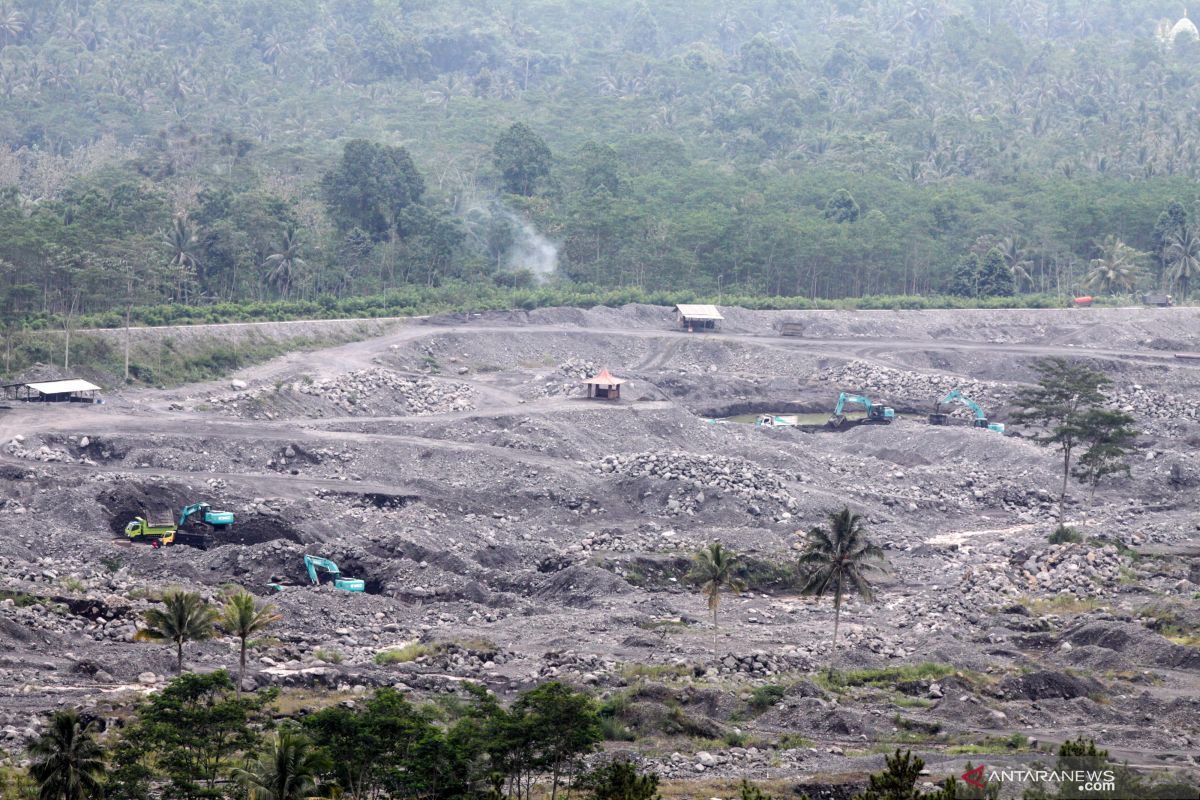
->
[582,368,626,400]
[673,304,724,332]
[2,379,101,403]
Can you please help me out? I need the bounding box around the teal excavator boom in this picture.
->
[827,392,895,429]
[178,502,235,530]
[930,389,1004,433]
[303,554,365,592]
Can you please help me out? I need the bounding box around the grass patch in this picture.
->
[948,732,1032,755]
[748,684,787,710]
[620,663,692,681]
[375,642,440,665]
[99,555,123,573]
[776,733,812,750]
[270,688,355,716]
[1022,595,1105,615]
[817,663,959,691]
[60,578,85,594]
[892,696,933,709]
[637,618,690,632]
[314,648,344,664]
[0,591,45,608]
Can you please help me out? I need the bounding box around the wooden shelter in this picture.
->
[673,304,724,332]
[582,368,626,400]
[2,378,101,403]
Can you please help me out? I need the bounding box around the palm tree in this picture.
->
[233,729,325,800]
[998,235,1034,291]
[1083,236,1144,296]
[140,590,216,673]
[0,9,26,46]
[1165,226,1200,300]
[220,590,282,696]
[798,507,886,659]
[263,227,306,299]
[687,542,746,655]
[28,710,105,800]
[161,215,200,303]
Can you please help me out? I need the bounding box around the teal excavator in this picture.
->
[178,502,235,531]
[827,393,895,429]
[303,554,365,592]
[929,389,1005,433]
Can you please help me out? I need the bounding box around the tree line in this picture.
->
[4,0,1200,336]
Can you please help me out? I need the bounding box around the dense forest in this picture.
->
[3,0,1200,327]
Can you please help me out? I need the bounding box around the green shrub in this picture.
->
[1048,525,1083,544]
[748,684,787,710]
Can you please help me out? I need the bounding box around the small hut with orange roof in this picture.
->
[582,368,626,401]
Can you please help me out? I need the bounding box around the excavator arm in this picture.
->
[303,554,365,592]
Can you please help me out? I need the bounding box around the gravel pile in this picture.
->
[595,451,798,516]
[539,357,600,398]
[960,543,1128,600]
[1109,383,1200,423]
[816,360,1007,405]
[211,369,475,418]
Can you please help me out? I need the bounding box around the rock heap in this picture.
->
[1108,383,1200,424]
[212,369,475,417]
[594,451,798,516]
[960,543,1128,600]
[816,361,1007,405]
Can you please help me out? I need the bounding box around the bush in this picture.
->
[748,684,787,710]
[1048,525,1083,544]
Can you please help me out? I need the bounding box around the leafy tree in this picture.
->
[1083,236,1144,296]
[233,729,326,800]
[823,189,860,223]
[127,671,267,800]
[1164,225,1200,300]
[493,123,552,196]
[977,248,1014,297]
[798,507,886,657]
[321,139,425,240]
[579,759,660,800]
[219,589,282,696]
[1073,409,1138,504]
[947,253,980,298]
[1012,359,1113,529]
[493,681,602,800]
[140,589,217,673]
[303,686,473,800]
[687,542,746,654]
[28,710,105,800]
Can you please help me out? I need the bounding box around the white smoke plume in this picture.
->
[505,214,558,283]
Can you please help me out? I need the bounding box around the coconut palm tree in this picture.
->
[161,214,201,302]
[220,590,282,696]
[1083,235,1144,296]
[998,235,1034,291]
[798,507,886,659]
[233,729,325,800]
[687,542,746,655]
[140,590,216,673]
[263,227,306,298]
[28,710,105,800]
[1165,226,1200,300]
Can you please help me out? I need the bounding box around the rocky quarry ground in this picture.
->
[1,304,1199,797]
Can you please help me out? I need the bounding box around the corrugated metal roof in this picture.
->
[25,379,101,394]
[582,368,626,385]
[673,304,724,320]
